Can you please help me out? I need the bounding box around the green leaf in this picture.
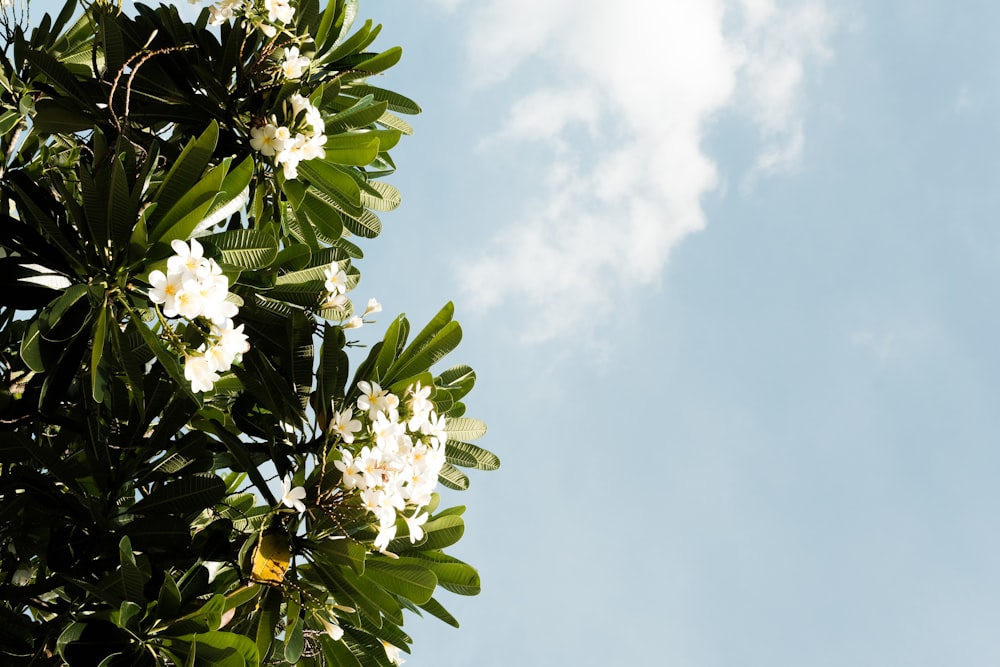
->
[283,594,304,663]
[112,319,148,415]
[149,122,220,233]
[56,623,87,661]
[288,312,315,408]
[351,46,402,74]
[124,515,192,553]
[91,302,109,402]
[364,559,437,605]
[224,584,262,614]
[300,187,346,240]
[318,323,349,404]
[98,10,125,75]
[164,594,226,636]
[158,631,260,667]
[157,573,183,618]
[309,536,366,575]
[26,49,92,104]
[437,463,470,491]
[418,597,460,628]
[445,417,488,441]
[445,440,500,471]
[318,634,364,667]
[20,318,45,372]
[108,153,139,253]
[361,180,401,212]
[202,229,278,269]
[321,19,378,64]
[129,315,198,404]
[377,110,414,135]
[323,133,381,166]
[31,99,91,132]
[38,283,91,343]
[131,474,226,516]
[384,316,462,385]
[341,207,382,239]
[345,84,421,114]
[117,601,142,633]
[194,160,253,235]
[325,96,388,134]
[151,159,228,245]
[416,514,464,551]
[436,364,476,401]
[254,588,280,661]
[297,160,363,216]
[373,315,409,381]
[391,552,480,598]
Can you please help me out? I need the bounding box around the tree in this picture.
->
[0,0,498,664]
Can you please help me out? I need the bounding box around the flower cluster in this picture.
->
[333,381,448,552]
[206,0,295,37]
[250,94,326,180]
[148,239,250,393]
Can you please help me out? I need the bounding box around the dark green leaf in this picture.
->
[131,474,226,516]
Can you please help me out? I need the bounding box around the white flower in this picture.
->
[421,411,448,446]
[264,0,294,24]
[273,124,291,145]
[381,641,406,666]
[403,511,428,544]
[372,411,404,452]
[323,292,349,311]
[304,107,324,135]
[302,132,327,161]
[280,474,307,514]
[323,263,348,295]
[249,123,286,157]
[184,353,219,393]
[373,524,397,553]
[147,269,183,315]
[320,615,344,640]
[360,485,385,514]
[208,0,243,25]
[406,382,432,429]
[331,408,362,443]
[357,381,399,420]
[288,93,311,118]
[173,278,206,319]
[334,451,365,490]
[202,318,249,374]
[344,316,364,329]
[363,298,382,316]
[213,318,250,357]
[281,46,310,79]
[167,238,206,278]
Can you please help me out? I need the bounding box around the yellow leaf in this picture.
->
[251,532,291,584]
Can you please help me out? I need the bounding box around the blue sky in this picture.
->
[31,0,1000,663]
[352,1,1000,665]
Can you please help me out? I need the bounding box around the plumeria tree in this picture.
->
[0,0,498,665]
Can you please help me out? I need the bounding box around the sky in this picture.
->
[29,0,1000,664]
[350,1,1000,665]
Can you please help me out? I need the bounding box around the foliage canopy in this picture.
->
[0,0,497,664]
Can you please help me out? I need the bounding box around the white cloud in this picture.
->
[454,0,836,343]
